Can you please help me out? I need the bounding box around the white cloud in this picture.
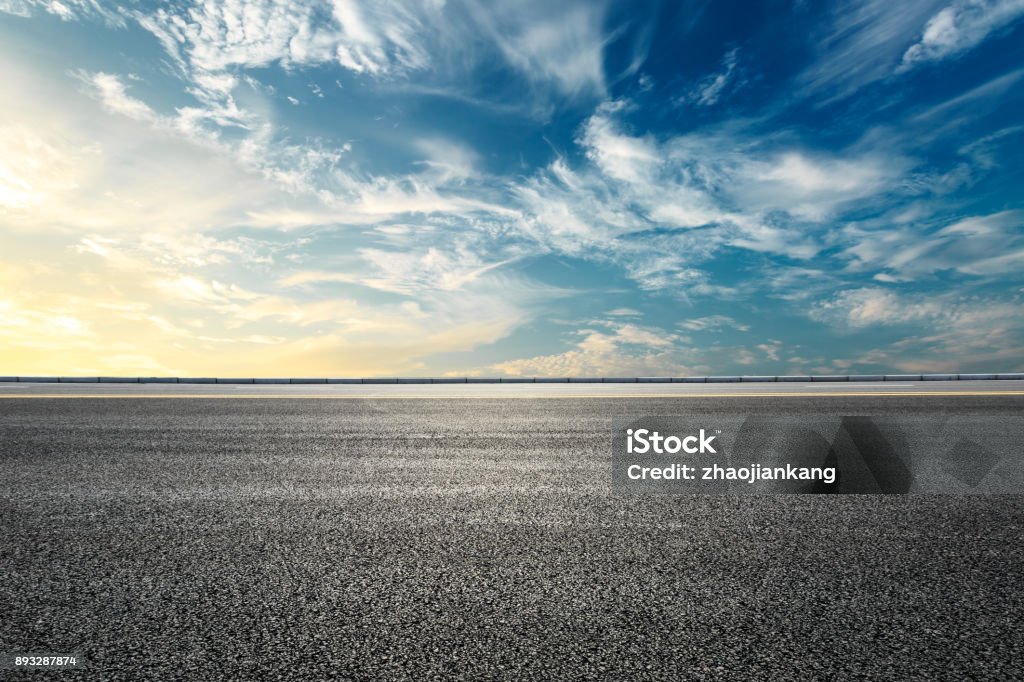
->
[679,315,751,332]
[812,288,1024,372]
[470,1,610,97]
[0,123,88,210]
[798,0,944,102]
[279,248,516,295]
[798,0,1024,101]
[0,285,531,377]
[841,210,1024,278]
[492,320,698,376]
[811,287,945,328]
[910,67,1024,126]
[739,151,900,222]
[685,48,741,107]
[757,341,783,361]
[0,0,123,25]
[414,137,480,183]
[86,72,158,121]
[0,74,293,236]
[52,61,514,240]
[900,0,1024,71]
[132,0,612,101]
[616,247,723,294]
[512,103,909,291]
[0,221,537,376]
[579,102,660,185]
[135,0,412,75]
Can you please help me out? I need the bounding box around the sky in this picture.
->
[1,0,1023,377]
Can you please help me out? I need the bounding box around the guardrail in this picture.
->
[1,374,1022,384]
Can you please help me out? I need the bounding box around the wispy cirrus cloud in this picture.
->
[679,315,751,333]
[798,0,1024,102]
[513,100,909,291]
[465,0,612,97]
[840,210,1024,279]
[798,0,945,101]
[682,47,742,107]
[278,250,519,295]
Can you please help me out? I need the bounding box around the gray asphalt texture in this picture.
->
[1,384,1023,680]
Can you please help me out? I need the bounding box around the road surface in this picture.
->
[1,382,1022,679]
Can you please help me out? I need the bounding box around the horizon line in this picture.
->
[3,373,1023,385]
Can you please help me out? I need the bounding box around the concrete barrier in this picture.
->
[141,377,178,383]
[707,376,741,383]
[673,377,707,383]
[98,377,140,383]
[499,378,534,383]
[535,377,569,383]
[777,376,811,382]
[0,377,19,382]
[569,377,601,383]
[996,373,1024,380]
[958,374,996,380]
[741,376,775,382]
[637,377,672,383]
[811,375,848,382]
[290,378,327,384]
[884,375,921,381]
[922,374,957,381]
[397,378,430,384]
[255,378,291,384]
[59,377,99,383]
[217,378,254,384]
[467,377,501,383]
[361,378,395,384]
[603,377,638,383]
[179,378,216,384]
[848,375,885,382]
[326,378,362,384]
[431,378,468,384]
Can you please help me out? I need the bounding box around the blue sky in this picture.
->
[1,0,1023,376]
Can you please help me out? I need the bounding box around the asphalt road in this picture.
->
[1,383,1022,679]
